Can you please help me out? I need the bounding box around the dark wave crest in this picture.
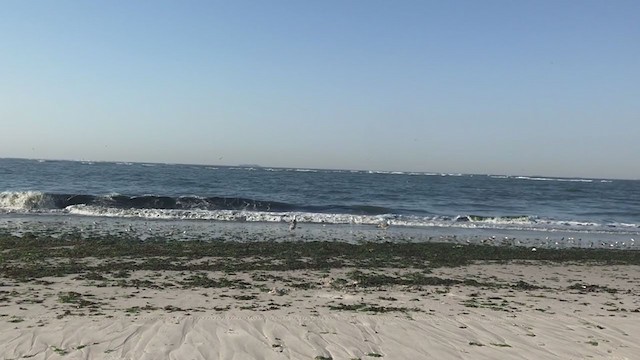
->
[0,191,393,215]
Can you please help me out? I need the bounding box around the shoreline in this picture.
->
[1,214,638,250]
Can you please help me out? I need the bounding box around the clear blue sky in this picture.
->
[1,1,638,179]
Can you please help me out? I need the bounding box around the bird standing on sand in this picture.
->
[289,217,297,231]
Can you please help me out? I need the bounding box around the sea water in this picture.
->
[1,158,638,248]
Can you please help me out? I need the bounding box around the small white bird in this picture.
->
[376,219,390,230]
[289,217,297,231]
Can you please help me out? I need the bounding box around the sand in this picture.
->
[1,262,639,359]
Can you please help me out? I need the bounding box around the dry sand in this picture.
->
[1,262,639,359]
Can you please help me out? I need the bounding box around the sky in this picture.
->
[1,1,638,179]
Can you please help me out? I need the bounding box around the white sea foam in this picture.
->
[471,216,532,225]
[609,222,638,228]
[488,175,615,183]
[59,204,640,235]
[514,176,594,183]
[65,205,387,224]
[0,191,52,210]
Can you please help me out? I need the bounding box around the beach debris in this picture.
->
[269,287,288,296]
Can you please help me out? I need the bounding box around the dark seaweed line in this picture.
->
[1,233,639,281]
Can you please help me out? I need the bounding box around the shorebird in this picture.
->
[289,217,297,231]
[376,219,390,230]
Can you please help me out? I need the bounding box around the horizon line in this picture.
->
[1,156,635,181]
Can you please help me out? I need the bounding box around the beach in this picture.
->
[1,236,639,359]
[2,0,639,357]
[3,0,640,357]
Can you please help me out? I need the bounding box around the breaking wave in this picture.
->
[1,191,637,234]
[0,191,391,215]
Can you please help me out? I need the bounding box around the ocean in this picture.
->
[1,158,638,248]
